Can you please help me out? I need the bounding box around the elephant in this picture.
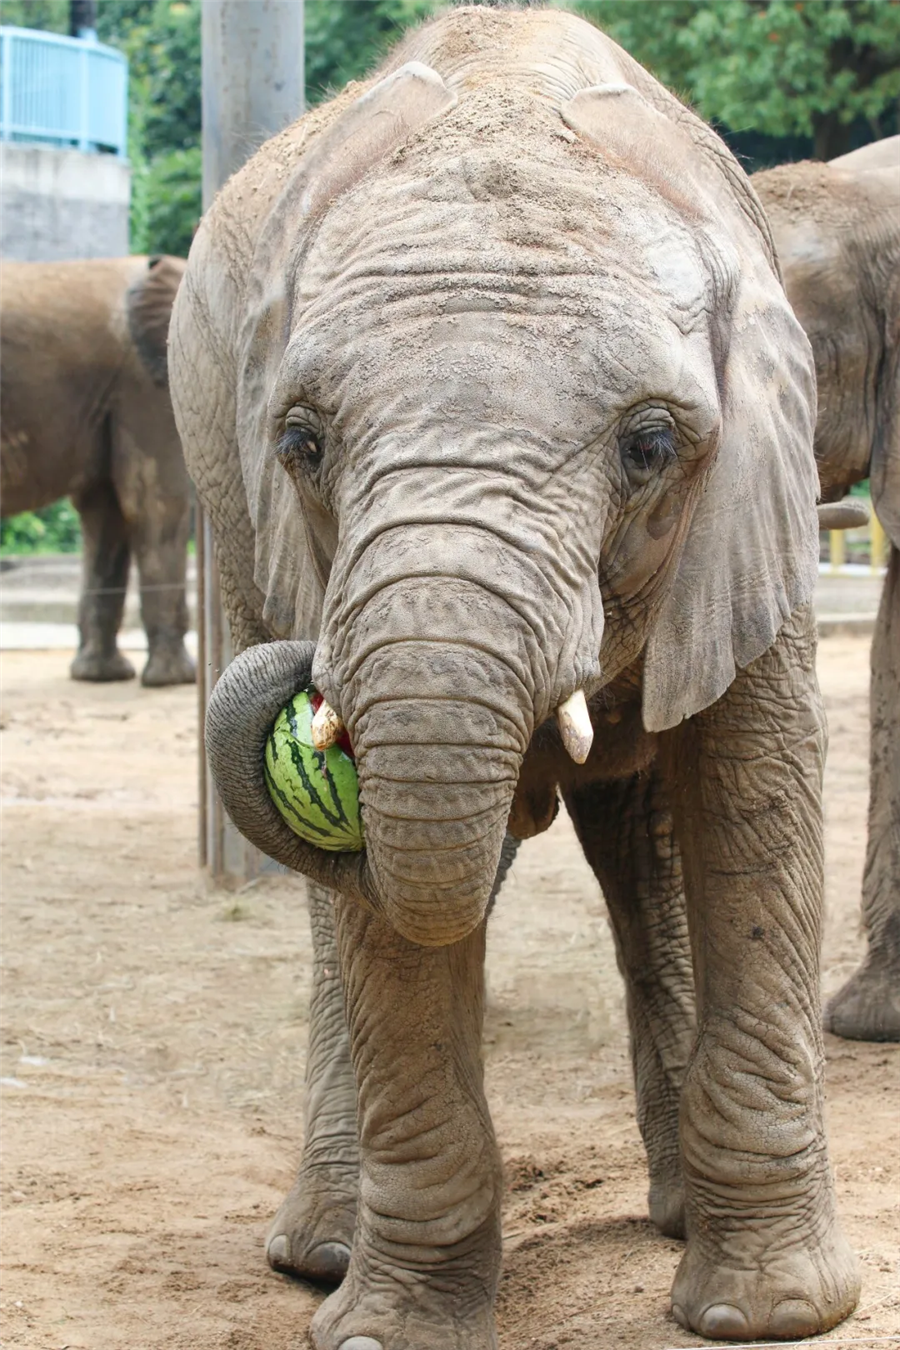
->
[1,255,196,687]
[170,7,861,1345]
[754,143,900,1042]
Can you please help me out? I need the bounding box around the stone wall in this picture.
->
[1,143,131,261]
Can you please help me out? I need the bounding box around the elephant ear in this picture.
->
[562,85,819,732]
[237,62,457,640]
[640,280,818,732]
[293,61,457,223]
[126,254,187,387]
[870,258,900,549]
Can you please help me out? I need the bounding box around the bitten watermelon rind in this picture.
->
[265,690,364,852]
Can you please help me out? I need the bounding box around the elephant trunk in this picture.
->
[312,561,549,945]
[340,601,534,945]
[204,639,372,903]
[207,518,604,945]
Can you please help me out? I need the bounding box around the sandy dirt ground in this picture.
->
[1,637,898,1350]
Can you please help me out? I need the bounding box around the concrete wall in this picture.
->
[1,143,131,261]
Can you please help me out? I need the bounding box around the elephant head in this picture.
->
[126,253,186,386]
[190,63,818,947]
[754,148,900,546]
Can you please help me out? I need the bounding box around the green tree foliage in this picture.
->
[0,501,82,555]
[305,0,437,103]
[98,0,202,256]
[0,1,68,34]
[571,0,900,159]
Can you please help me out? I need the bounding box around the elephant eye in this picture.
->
[278,408,325,469]
[620,427,676,485]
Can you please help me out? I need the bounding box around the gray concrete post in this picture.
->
[198,0,304,881]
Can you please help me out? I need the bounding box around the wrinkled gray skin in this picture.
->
[1,255,195,687]
[171,9,860,1346]
[755,143,900,1042]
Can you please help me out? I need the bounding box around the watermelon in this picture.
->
[265,689,364,852]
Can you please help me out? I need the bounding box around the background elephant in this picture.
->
[171,7,859,1345]
[754,144,900,1041]
[1,255,195,687]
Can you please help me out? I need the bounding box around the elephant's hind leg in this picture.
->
[110,412,195,688]
[126,487,195,688]
[70,478,135,683]
[565,769,695,1238]
[267,882,359,1284]
[826,543,900,1041]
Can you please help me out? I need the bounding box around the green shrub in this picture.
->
[141,146,202,257]
[0,500,82,555]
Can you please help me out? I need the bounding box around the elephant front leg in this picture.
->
[565,769,695,1238]
[267,882,359,1284]
[311,899,501,1350]
[665,605,860,1341]
[70,479,135,682]
[826,543,900,1041]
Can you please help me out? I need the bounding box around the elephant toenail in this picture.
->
[305,1241,351,1283]
[771,1299,819,1337]
[340,1339,383,1350]
[698,1304,751,1338]
[671,1303,687,1329]
[266,1234,290,1268]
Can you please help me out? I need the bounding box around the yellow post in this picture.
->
[829,529,845,572]
[871,512,886,573]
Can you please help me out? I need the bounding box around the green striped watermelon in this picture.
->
[265,689,364,852]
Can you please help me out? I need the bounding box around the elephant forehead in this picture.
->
[279,166,718,433]
[296,155,712,324]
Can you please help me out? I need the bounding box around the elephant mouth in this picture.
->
[311,685,594,765]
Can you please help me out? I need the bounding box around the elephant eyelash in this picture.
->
[619,427,677,484]
[277,423,324,468]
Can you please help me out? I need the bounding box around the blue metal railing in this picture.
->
[0,27,128,157]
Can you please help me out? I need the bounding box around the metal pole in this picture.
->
[198,0,304,883]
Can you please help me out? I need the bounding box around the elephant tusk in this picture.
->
[817,499,870,530]
[556,689,594,764]
[311,700,345,751]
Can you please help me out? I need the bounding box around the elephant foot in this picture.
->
[670,1218,860,1341]
[266,1161,358,1285]
[141,643,196,687]
[310,1260,496,1350]
[648,1172,685,1240]
[70,648,136,682]
[824,955,900,1042]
